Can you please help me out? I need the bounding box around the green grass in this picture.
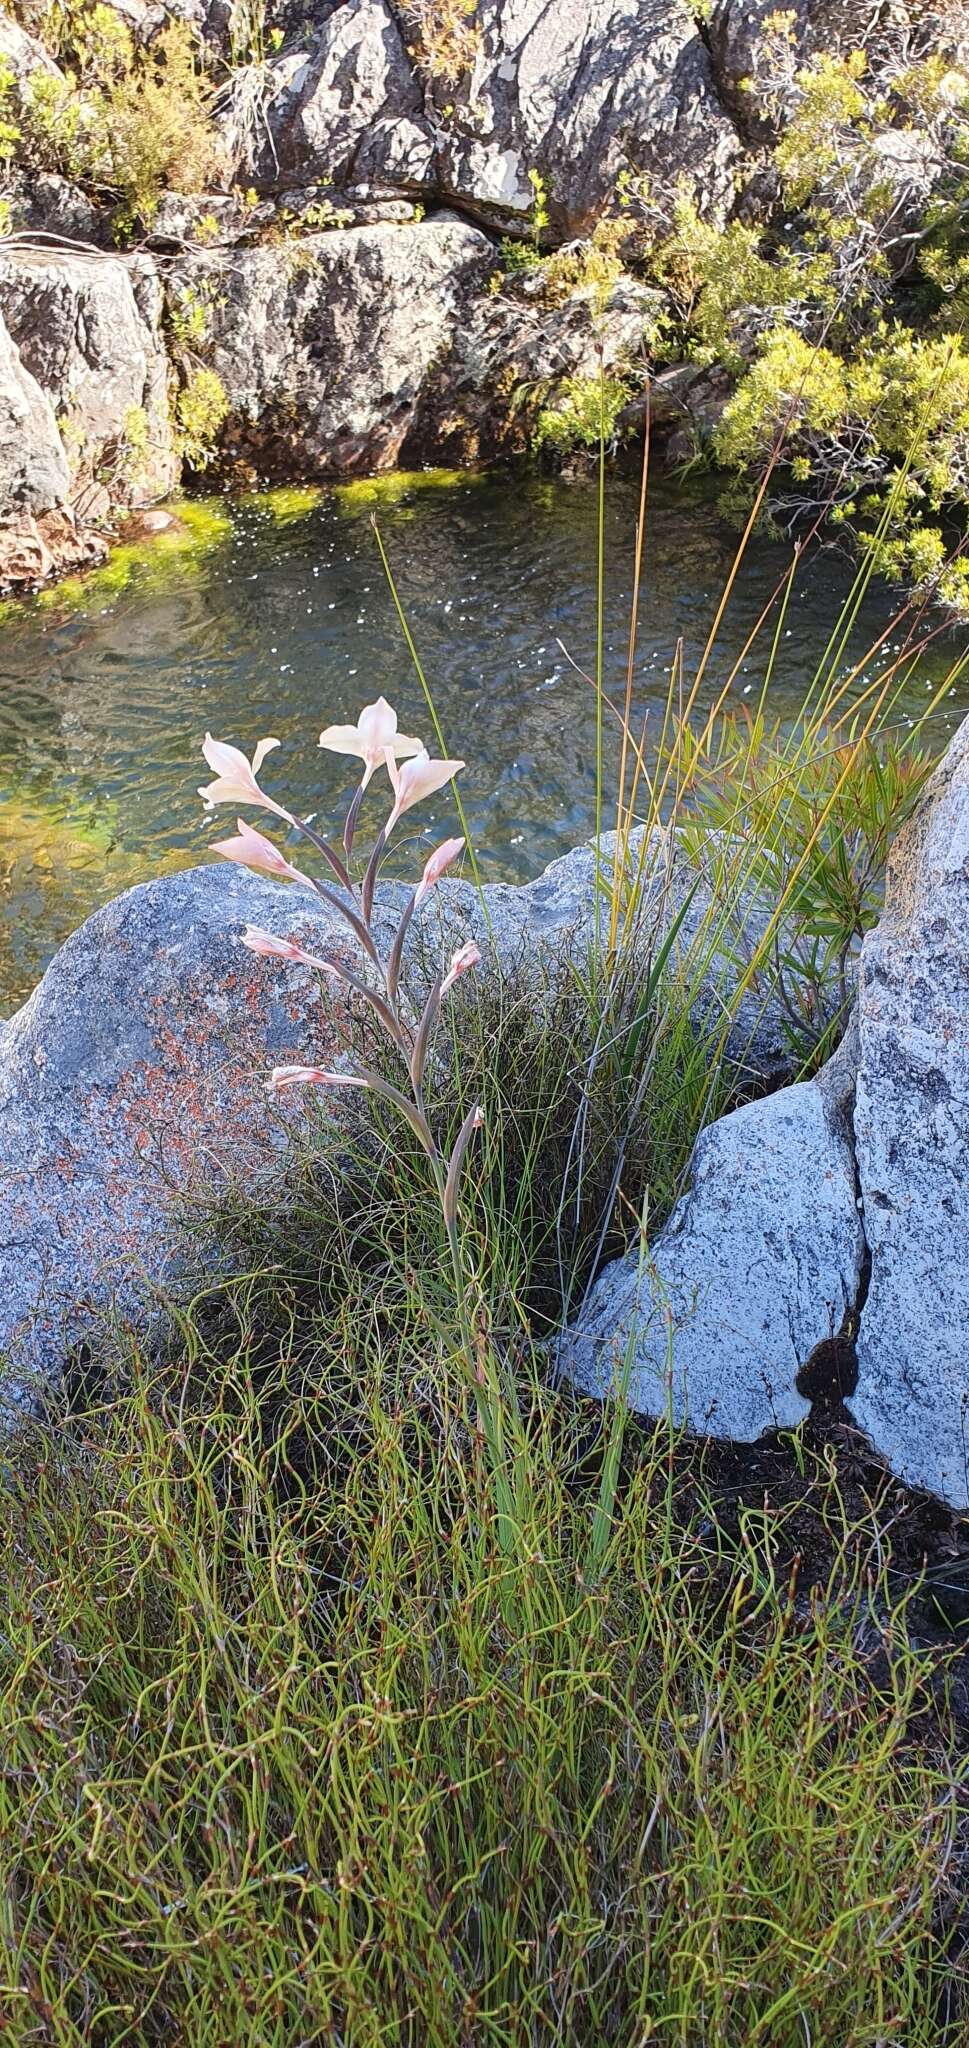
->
[0,962,966,2044]
[0,1327,964,2045]
[4,427,969,2042]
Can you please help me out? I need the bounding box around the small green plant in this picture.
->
[20,20,220,235]
[165,277,218,356]
[533,370,632,456]
[173,365,229,469]
[403,0,479,84]
[0,56,20,165]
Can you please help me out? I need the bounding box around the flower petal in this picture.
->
[318,724,367,760]
[252,736,282,776]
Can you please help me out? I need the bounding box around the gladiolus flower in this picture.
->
[384,747,465,838]
[212,817,312,887]
[318,697,422,789]
[241,925,338,972]
[198,734,290,819]
[267,1066,370,1092]
[414,835,465,906]
[441,940,481,995]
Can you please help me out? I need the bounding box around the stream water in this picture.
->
[1,468,967,1017]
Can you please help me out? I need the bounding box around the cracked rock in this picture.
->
[851,710,969,1506]
[558,1036,864,1441]
[432,0,745,237]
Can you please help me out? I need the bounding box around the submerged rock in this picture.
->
[0,825,808,1395]
[559,1031,863,1440]
[851,715,969,1505]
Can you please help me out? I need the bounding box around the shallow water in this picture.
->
[0,469,966,1016]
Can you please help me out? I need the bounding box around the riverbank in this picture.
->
[0,1,967,609]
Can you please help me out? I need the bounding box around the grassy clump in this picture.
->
[0,922,967,2042]
[0,1317,965,2044]
[11,14,220,238]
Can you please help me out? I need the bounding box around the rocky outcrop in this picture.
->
[851,716,969,1505]
[0,306,70,515]
[0,248,178,511]
[559,1026,863,1441]
[430,0,743,236]
[174,216,494,476]
[231,0,435,190]
[0,822,816,1395]
[0,303,110,588]
[404,266,662,463]
[224,0,744,233]
[562,708,969,1508]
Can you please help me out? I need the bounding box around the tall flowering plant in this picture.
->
[198,699,517,1554]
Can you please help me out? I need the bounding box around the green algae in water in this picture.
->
[333,468,486,513]
[238,484,326,524]
[14,498,235,622]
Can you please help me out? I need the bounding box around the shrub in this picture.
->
[533,372,632,456]
[642,43,969,609]
[20,21,221,235]
[402,0,479,85]
[174,365,229,469]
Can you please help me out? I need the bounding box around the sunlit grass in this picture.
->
[0,1326,963,2046]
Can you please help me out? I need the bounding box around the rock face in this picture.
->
[432,0,743,235]
[0,305,108,590]
[0,307,70,516]
[562,708,969,1506]
[0,823,809,1394]
[229,0,744,234]
[175,217,494,475]
[407,267,662,462]
[560,1032,863,1441]
[243,0,435,190]
[851,717,969,1505]
[0,249,178,507]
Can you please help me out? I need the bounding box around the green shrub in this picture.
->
[533,372,632,456]
[643,44,969,609]
[20,20,220,235]
[174,365,229,469]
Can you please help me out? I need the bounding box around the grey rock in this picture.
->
[5,170,108,244]
[411,267,662,462]
[0,248,178,505]
[559,1054,863,1441]
[174,216,494,475]
[247,0,435,190]
[851,711,969,1505]
[0,821,812,1390]
[433,0,744,236]
[0,307,70,516]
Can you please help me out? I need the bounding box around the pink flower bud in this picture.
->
[211,818,312,888]
[415,835,465,907]
[441,940,481,996]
